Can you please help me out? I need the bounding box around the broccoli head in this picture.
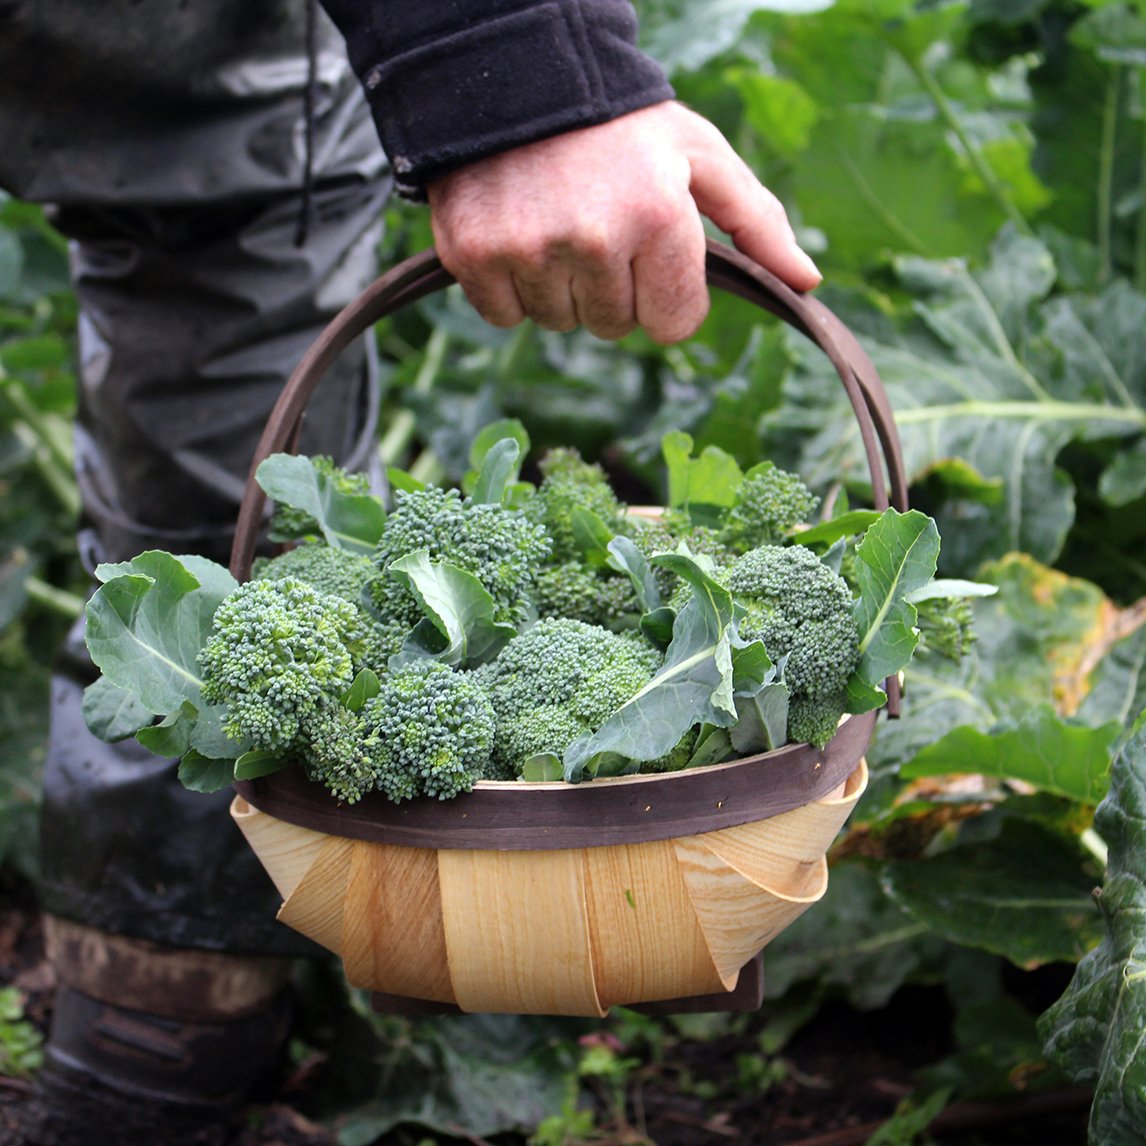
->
[914,595,977,662]
[253,543,377,604]
[724,545,860,747]
[371,486,551,627]
[532,561,640,630]
[527,447,628,562]
[301,659,496,804]
[199,577,365,753]
[720,463,820,553]
[474,617,662,775]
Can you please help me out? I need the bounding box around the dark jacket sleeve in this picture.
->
[318,0,675,198]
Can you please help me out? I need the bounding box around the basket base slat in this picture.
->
[341,842,455,1004]
[583,839,725,1010]
[438,848,605,1017]
[275,835,355,954]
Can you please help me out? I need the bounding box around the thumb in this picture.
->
[683,115,822,292]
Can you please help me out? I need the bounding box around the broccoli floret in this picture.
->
[253,543,377,604]
[300,660,496,804]
[720,464,820,553]
[371,486,551,627]
[270,457,373,542]
[362,660,497,802]
[640,728,699,774]
[533,562,640,630]
[914,596,977,662]
[786,694,848,749]
[475,617,661,775]
[300,704,383,804]
[528,447,628,563]
[199,577,365,753]
[724,545,860,748]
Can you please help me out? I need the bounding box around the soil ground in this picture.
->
[0,875,1092,1146]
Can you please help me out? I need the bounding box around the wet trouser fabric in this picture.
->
[1,2,392,953]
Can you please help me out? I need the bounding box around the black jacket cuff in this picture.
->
[319,0,675,199]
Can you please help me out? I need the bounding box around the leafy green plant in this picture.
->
[0,987,43,1078]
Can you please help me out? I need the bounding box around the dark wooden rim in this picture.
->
[229,243,905,849]
[234,709,874,850]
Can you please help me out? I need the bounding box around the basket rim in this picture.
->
[233,708,876,851]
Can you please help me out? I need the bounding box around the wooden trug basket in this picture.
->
[229,243,909,1017]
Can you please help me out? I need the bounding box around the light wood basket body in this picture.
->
[231,758,866,1016]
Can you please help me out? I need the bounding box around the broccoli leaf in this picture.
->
[234,750,291,780]
[255,453,385,552]
[606,536,662,613]
[791,510,883,548]
[469,438,521,507]
[388,551,517,668]
[562,553,737,781]
[176,750,235,794]
[851,509,940,687]
[662,430,743,509]
[465,419,530,497]
[84,551,235,717]
[882,816,1104,967]
[1039,724,1146,1145]
[81,676,155,742]
[731,682,791,755]
[901,704,1118,805]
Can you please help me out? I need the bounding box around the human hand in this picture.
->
[426,101,820,345]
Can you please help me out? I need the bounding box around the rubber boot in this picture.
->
[24,919,296,1146]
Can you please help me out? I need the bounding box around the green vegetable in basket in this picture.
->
[80,426,986,804]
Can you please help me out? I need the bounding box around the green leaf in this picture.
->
[176,751,235,794]
[563,554,737,781]
[731,681,790,754]
[343,668,382,712]
[468,419,530,471]
[234,750,290,781]
[662,430,743,510]
[767,231,1146,572]
[388,551,517,668]
[641,0,832,75]
[606,536,662,613]
[520,754,565,782]
[882,818,1104,968]
[791,510,882,548]
[135,703,196,758]
[851,509,940,686]
[900,705,1118,805]
[469,438,521,506]
[80,677,155,742]
[84,552,236,716]
[763,861,950,1010]
[386,467,424,496]
[569,506,616,564]
[1099,438,1146,507]
[1039,726,1146,1144]
[255,453,385,553]
[1077,624,1146,754]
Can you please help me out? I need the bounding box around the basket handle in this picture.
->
[229,239,908,709]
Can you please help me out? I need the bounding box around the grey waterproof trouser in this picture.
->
[1,1,392,952]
